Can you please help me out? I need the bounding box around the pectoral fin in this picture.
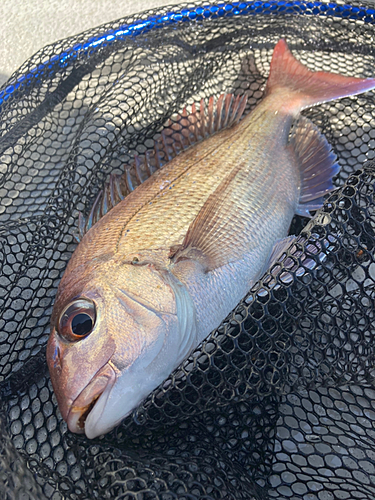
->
[170,163,256,272]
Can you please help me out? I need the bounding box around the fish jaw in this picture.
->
[67,362,116,434]
[83,359,163,439]
[46,324,115,420]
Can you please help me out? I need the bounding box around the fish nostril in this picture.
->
[53,346,62,374]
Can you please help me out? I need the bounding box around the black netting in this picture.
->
[2,1,375,498]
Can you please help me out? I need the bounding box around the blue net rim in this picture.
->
[1,0,374,105]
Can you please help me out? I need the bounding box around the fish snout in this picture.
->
[47,331,74,421]
[46,312,117,430]
[66,362,116,434]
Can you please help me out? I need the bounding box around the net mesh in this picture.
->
[1,1,375,498]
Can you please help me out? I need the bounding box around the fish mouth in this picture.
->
[66,363,116,435]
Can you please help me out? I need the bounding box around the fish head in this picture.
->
[47,254,196,439]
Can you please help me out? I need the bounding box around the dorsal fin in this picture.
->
[74,93,248,241]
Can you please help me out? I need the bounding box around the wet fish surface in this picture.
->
[47,40,375,439]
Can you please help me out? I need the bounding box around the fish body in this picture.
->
[47,40,375,438]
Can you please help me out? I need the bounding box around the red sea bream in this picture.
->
[47,40,375,438]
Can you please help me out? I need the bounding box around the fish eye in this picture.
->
[58,299,96,342]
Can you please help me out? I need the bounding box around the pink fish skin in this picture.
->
[47,39,375,439]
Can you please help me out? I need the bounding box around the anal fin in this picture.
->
[291,116,340,217]
[260,235,296,278]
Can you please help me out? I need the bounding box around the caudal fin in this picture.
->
[265,39,375,111]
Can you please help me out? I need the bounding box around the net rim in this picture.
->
[0,0,374,109]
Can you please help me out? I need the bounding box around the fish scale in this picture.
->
[74,100,296,268]
[47,39,375,439]
[74,123,245,262]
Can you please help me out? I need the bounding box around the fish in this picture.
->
[46,39,375,439]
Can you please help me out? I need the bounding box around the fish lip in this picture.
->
[66,363,116,435]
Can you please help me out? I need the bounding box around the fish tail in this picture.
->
[265,39,375,111]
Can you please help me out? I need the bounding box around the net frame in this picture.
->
[1,1,375,499]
